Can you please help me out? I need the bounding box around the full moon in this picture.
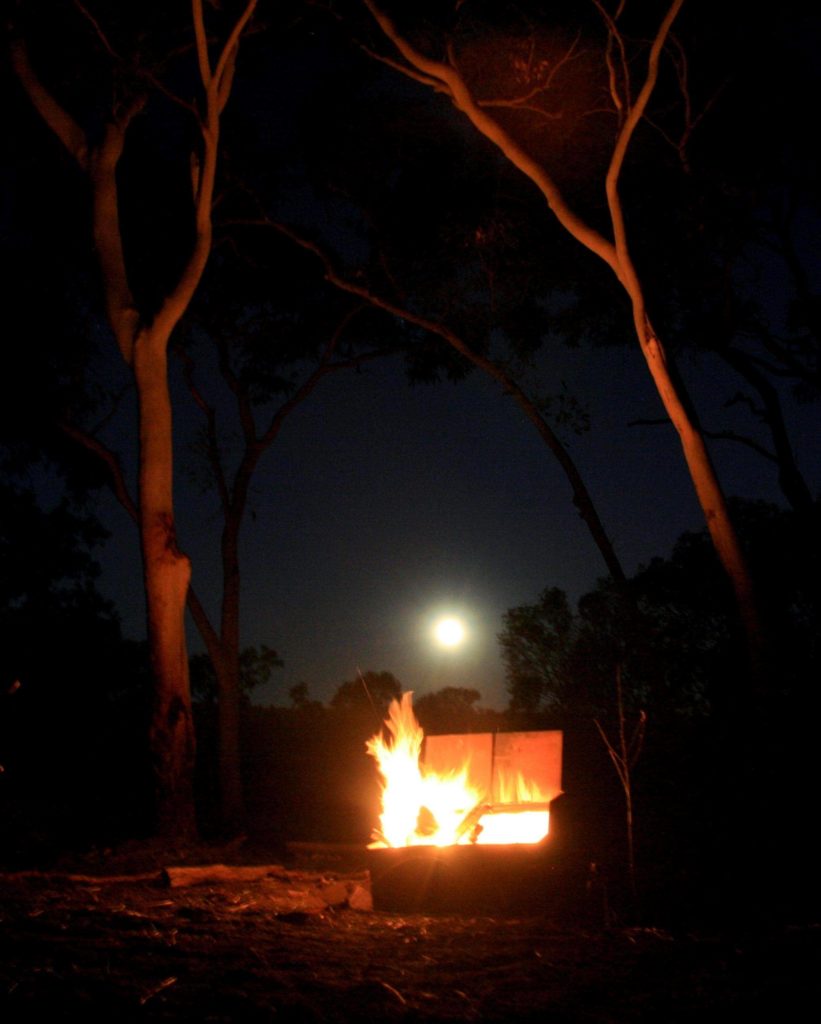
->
[433,616,466,648]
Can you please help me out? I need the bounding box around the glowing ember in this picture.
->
[366,692,552,848]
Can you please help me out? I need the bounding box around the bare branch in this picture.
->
[356,41,449,91]
[213,0,258,98]
[58,421,138,524]
[646,34,728,172]
[9,40,90,170]
[591,0,630,117]
[477,100,562,122]
[594,718,629,789]
[13,27,144,362]
[630,411,778,464]
[142,71,201,119]
[192,0,213,87]
[703,429,777,463]
[258,304,385,451]
[216,43,238,114]
[605,0,686,300]
[72,0,120,60]
[233,214,627,584]
[153,0,257,342]
[185,584,221,657]
[362,0,622,280]
[477,31,584,114]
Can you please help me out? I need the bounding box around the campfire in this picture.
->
[366,692,562,850]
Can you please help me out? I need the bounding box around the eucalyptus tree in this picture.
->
[249,10,629,589]
[9,0,258,838]
[346,0,766,679]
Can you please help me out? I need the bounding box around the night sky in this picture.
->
[91,335,820,711]
[6,2,820,712]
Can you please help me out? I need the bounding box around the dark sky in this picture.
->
[90,334,820,711]
[6,3,820,712]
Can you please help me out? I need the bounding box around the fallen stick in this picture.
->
[0,870,161,884]
[162,864,287,888]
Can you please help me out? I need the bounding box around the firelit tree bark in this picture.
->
[134,334,196,838]
[361,0,763,677]
[11,0,258,839]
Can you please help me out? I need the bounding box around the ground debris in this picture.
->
[139,975,177,1006]
[1,861,819,1022]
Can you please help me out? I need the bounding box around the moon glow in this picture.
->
[433,616,466,648]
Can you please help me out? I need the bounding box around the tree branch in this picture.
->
[592,0,630,119]
[361,0,622,280]
[477,31,583,114]
[72,0,120,60]
[703,428,776,462]
[192,0,213,88]
[214,2,257,100]
[256,304,385,453]
[10,34,142,362]
[604,0,686,305]
[90,113,144,361]
[58,421,138,524]
[9,39,90,170]
[152,0,257,342]
[243,215,627,584]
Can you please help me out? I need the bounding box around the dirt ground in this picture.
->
[0,840,818,1023]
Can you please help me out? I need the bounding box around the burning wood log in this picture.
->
[454,802,493,843]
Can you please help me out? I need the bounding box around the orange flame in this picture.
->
[366,693,551,848]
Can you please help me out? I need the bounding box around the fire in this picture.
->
[366,692,551,848]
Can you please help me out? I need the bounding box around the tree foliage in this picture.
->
[189,644,282,705]
[330,670,403,717]
[500,499,821,722]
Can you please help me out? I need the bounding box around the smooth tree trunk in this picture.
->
[362,0,764,681]
[637,321,761,666]
[11,0,258,840]
[135,331,197,838]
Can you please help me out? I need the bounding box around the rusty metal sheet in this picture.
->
[492,731,563,804]
[422,730,563,806]
[422,732,493,799]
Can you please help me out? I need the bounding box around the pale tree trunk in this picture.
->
[10,0,258,840]
[134,331,197,838]
[362,0,764,678]
[637,321,760,658]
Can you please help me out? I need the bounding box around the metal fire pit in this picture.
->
[368,728,568,914]
[367,837,567,914]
